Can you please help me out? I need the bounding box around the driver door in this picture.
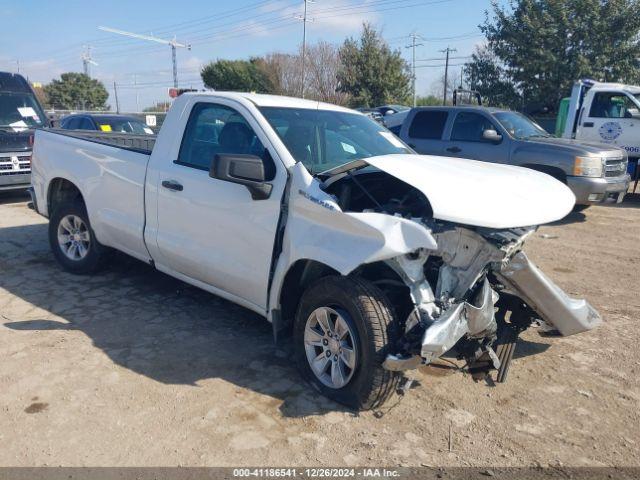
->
[579,91,637,148]
[443,111,510,164]
[150,101,284,313]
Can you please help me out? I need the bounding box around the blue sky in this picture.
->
[0,0,504,111]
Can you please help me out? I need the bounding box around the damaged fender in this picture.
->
[268,163,437,319]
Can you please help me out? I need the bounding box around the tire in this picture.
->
[48,200,108,274]
[293,275,400,410]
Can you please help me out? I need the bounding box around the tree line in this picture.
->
[200,24,412,108]
[464,0,640,112]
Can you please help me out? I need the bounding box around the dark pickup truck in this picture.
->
[397,106,630,205]
[0,72,47,192]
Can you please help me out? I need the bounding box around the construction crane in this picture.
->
[98,26,190,88]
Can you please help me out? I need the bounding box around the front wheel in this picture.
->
[293,276,400,410]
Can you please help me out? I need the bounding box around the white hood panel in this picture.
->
[364,154,575,229]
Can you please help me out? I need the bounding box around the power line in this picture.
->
[414,62,466,68]
[33,0,281,58]
[35,0,456,66]
[417,55,470,61]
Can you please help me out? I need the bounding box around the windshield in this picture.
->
[494,111,550,139]
[259,107,412,174]
[94,117,153,134]
[0,92,45,129]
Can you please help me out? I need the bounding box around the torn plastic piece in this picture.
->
[496,251,602,336]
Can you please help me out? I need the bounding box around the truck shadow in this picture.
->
[0,221,552,418]
[549,210,586,226]
[0,190,30,205]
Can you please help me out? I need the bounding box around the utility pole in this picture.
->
[113,82,120,114]
[16,59,20,74]
[134,74,140,112]
[439,46,457,105]
[99,26,190,88]
[405,33,424,107]
[81,46,98,77]
[296,0,314,98]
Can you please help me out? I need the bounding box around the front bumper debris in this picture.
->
[495,251,602,336]
[382,249,601,372]
[421,278,498,363]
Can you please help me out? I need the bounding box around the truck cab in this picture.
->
[0,72,47,192]
[559,79,640,176]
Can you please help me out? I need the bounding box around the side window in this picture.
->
[79,118,95,130]
[451,112,496,142]
[589,92,637,118]
[388,125,401,135]
[408,111,448,140]
[178,103,273,178]
[64,117,80,129]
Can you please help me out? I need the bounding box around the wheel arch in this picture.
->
[520,163,568,184]
[47,177,85,215]
[275,258,411,336]
[278,259,341,330]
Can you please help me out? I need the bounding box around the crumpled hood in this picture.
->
[364,154,575,229]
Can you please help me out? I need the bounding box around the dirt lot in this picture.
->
[0,190,638,468]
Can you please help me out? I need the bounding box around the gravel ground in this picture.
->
[0,190,638,467]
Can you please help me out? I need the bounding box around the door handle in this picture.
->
[583,122,594,127]
[161,180,183,192]
[446,146,462,153]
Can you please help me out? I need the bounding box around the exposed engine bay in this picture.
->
[323,169,602,380]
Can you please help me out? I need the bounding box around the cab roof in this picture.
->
[588,82,640,94]
[180,91,356,113]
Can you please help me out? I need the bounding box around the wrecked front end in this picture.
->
[317,165,601,382]
[380,221,601,379]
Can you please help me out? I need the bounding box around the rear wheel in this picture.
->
[293,276,400,410]
[48,200,108,274]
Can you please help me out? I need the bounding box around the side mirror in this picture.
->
[627,108,640,119]
[482,129,502,143]
[210,153,273,200]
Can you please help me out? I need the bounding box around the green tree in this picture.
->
[201,58,273,92]
[465,46,521,109]
[468,0,640,110]
[337,23,411,107]
[415,95,442,106]
[44,73,109,110]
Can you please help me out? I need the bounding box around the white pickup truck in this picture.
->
[30,92,601,410]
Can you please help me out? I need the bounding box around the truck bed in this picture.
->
[46,128,156,154]
[31,128,152,262]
